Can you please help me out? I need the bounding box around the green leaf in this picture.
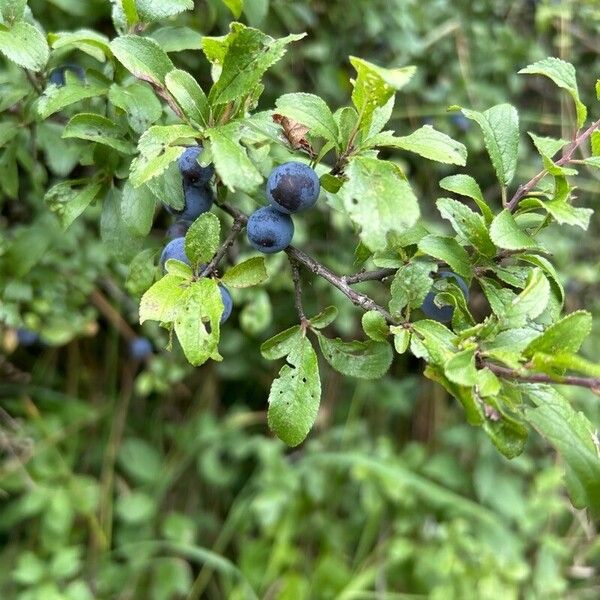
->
[267,336,321,447]
[390,326,410,354]
[100,188,143,261]
[418,235,472,280]
[209,23,305,106]
[62,113,135,154]
[444,348,477,386]
[437,198,496,257]
[38,82,108,119]
[108,82,163,134]
[519,253,564,304]
[389,261,433,317]
[524,384,600,509]
[149,26,203,53]
[205,123,262,193]
[140,274,189,324]
[0,21,49,71]
[457,104,519,187]
[530,352,600,379]
[185,213,220,269]
[130,124,199,187]
[165,69,210,128]
[519,58,587,128]
[524,197,593,230]
[349,56,415,131]
[361,311,389,342]
[308,306,338,329]
[221,256,267,288]
[1,0,26,24]
[439,174,493,223]
[146,161,185,212]
[317,333,393,379]
[126,249,156,298]
[260,325,302,360]
[274,93,339,144]
[174,278,223,366]
[48,29,111,62]
[525,311,592,358]
[118,438,163,484]
[221,0,244,18]
[340,157,419,252]
[411,320,457,365]
[110,35,174,86]
[165,259,193,278]
[136,0,194,22]
[44,179,102,229]
[505,268,550,323]
[121,181,157,237]
[490,210,540,250]
[368,125,467,166]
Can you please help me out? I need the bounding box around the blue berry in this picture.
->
[247,206,294,254]
[178,146,214,185]
[48,65,85,87]
[451,113,470,131]
[266,162,320,214]
[129,337,153,360]
[219,285,233,324]
[166,220,192,240]
[17,328,39,347]
[160,237,190,270]
[421,271,469,323]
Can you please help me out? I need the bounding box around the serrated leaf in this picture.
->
[361,311,389,342]
[439,174,493,223]
[339,157,419,252]
[437,197,496,257]
[110,35,174,86]
[204,123,262,193]
[140,274,189,324]
[368,125,466,166]
[317,333,393,379]
[221,0,244,18]
[109,82,163,134]
[130,125,198,187]
[411,320,457,364]
[389,261,433,317]
[458,104,519,187]
[523,384,600,509]
[174,278,223,366]
[165,69,210,128]
[209,23,304,106]
[45,180,102,229]
[520,58,587,128]
[349,56,415,131]
[49,29,111,62]
[275,93,339,144]
[121,181,157,237]
[530,352,600,379]
[267,336,321,447]
[525,197,592,230]
[490,210,540,250]
[221,256,267,288]
[1,0,26,23]
[518,253,564,304]
[506,268,550,323]
[0,21,49,71]
[126,249,157,297]
[185,213,220,269]
[418,235,472,279]
[260,325,302,360]
[136,0,194,22]
[38,82,108,119]
[524,311,591,358]
[62,113,135,154]
[308,306,338,329]
[444,348,477,386]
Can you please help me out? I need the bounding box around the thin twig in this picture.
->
[288,255,309,328]
[218,201,394,322]
[484,362,600,393]
[89,289,137,342]
[201,217,245,277]
[507,117,600,212]
[343,268,397,284]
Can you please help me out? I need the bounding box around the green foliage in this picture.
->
[2,1,600,596]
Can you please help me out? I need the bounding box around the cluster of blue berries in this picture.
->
[160,146,232,324]
[247,162,320,254]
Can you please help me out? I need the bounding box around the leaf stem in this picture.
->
[201,216,245,278]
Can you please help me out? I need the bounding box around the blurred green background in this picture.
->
[1,0,600,598]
